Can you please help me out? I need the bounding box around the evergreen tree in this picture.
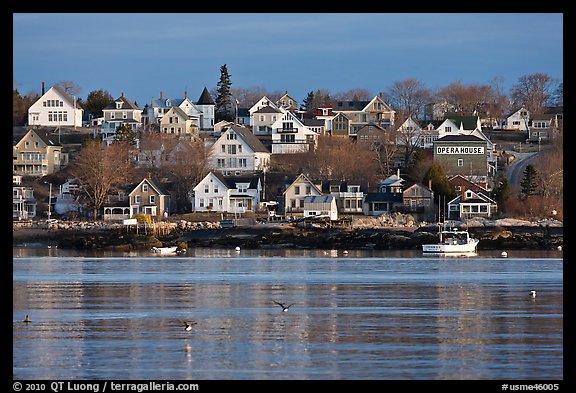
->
[301,91,315,113]
[492,176,512,206]
[423,163,454,204]
[520,164,539,197]
[84,89,114,118]
[114,124,136,145]
[215,64,233,122]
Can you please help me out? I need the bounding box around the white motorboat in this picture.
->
[422,228,479,255]
[151,246,178,255]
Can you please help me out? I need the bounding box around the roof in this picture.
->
[227,125,270,153]
[104,95,140,110]
[212,172,261,190]
[50,85,77,107]
[197,87,214,105]
[254,105,281,114]
[303,195,335,203]
[364,192,403,203]
[333,100,370,111]
[445,115,479,130]
[302,118,324,127]
[437,134,485,142]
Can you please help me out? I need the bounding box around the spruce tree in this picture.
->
[520,164,539,197]
[301,91,315,113]
[215,64,233,122]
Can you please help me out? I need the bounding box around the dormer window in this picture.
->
[116,101,122,109]
[166,99,171,107]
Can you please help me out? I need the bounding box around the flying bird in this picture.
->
[273,301,294,312]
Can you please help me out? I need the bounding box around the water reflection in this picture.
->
[13,249,562,380]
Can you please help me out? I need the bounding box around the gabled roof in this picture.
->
[283,173,323,195]
[226,125,270,153]
[15,129,61,147]
[444,115,479,130]
[104,95,140,110]
[333,100,370,111]
[437,134,484,142]
[49,85,77,107]
[129,177,170,196]
[210,171,261,190]
[165,105,189,120]
[197,87,214,105]
[448,190,496,205]
[362,96,395,112]
[254,105,282,114]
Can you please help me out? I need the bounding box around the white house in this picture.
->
[303,195,338,220]
[193,172,262,213]
[502,107,530,131]
[270,110,318,154]
[27,85,83,128]
[210,125,271,175]
[447,189,498,220]
[148,88,215,130]
[13,175,36,220]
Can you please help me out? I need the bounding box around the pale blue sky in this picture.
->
[13,13,563,107]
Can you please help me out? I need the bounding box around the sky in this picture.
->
[13,13,563,108]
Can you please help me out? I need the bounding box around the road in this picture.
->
[506,151,539,189]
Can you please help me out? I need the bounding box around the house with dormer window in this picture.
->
[13,129,68,176]
[276,91,298,112]
[249,96,280,126]
[27,84,83,128]
[252,105,282,136]
[447,189,497,220]
[270,110,318,154]
[211,125,271,175]
[101,94,142,141]
[148,88,214,130]
[193,172,262,213]
[501,107,530,131]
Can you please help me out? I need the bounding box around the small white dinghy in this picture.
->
[151,246,178,255]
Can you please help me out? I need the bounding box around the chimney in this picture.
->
[379,91,383,98]
[160,91,163,100]
[396,168,400,178]
[428,179,432,190]
[184,90,187,99]
[42,81,45,95]
[461,188,466,201]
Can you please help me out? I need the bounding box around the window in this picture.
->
[457,159,464,167]
[149,195,156,204]
[228,145,237,154]
[299,199,304,208]
[305,186,311,195]
[294,186,300,195]
[238,145,242,153]
[135,195,141,203]
[217,158,225,168]
[445,126,451,132]
[259,115,264,122]
[239,158,247,167]
[214,185,219,193]
[221,145,226,153]
[122,112,127,119]
[142,184,148,192]
[199,199,204,208]
[111,112,115,119]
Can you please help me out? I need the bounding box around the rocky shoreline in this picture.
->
[12,220,563,251]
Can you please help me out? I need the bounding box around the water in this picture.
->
[13,247,563,380]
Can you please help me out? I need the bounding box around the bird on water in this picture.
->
[23,315,31,324]
[273,301,295,312]
[180,320,197,331]
[530,290,537,299]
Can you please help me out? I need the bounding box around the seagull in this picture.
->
[23,315,31,324]
[180,320,197,331]
[273,301,294,312]
[530,290,537,299]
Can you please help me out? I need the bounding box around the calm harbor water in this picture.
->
[13,247,563,380]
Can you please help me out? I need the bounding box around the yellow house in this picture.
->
[13,129,68,176]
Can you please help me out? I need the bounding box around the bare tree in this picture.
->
[387,78,431,120]
[57,80,82,97]
[159,138,213,213]
[71,140,134,219]
[510,73,558,115]
[435,81,492,114]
